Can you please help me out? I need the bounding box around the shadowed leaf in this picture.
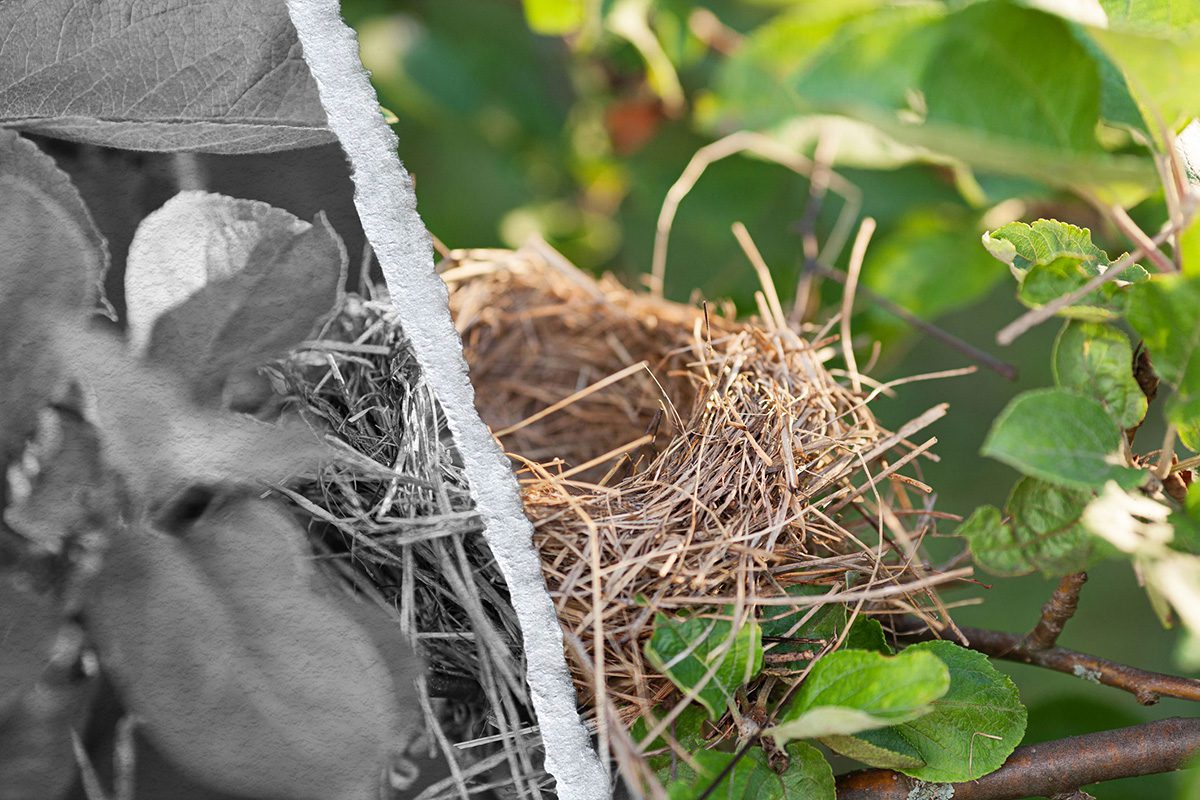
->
[86,495,416,800]
[665,742,835,800]
[958,478,1115,578]
[1053,321,1147,429]
[0,130,104,462]
[0,629,98,800]
[646,610,763,720]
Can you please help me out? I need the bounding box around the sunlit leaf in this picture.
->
[126,191,345,403]
[0,0,333,152]
[982,388,1146,490]
[985,219,1147,318]
[823,641,1025,782]
[766,648,948,743]
[1089,2,1200,129]
[523,0,586,35]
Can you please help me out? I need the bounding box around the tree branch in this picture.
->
[1022,572,1087,652]
[835,717,1200,800]
[899,623,1200,705]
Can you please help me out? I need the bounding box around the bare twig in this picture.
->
[835,717,1200,800]
[810,262,1018,380]
[1022,572,1087,652]
[899,623,1200,706]
[1086,196,1175,274]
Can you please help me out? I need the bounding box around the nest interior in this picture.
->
[273,243,961,798]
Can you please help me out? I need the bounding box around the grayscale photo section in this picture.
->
[5,3,1200,800]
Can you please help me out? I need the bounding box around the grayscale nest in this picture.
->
[270,243,963,799]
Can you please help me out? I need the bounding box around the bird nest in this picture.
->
[269,242,962,799]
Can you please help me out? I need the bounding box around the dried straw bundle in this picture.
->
[273,242,963,798]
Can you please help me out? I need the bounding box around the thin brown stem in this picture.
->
[1022,572,1086,652]
[810,262,1018,381]
[835,717,1200,800]
[899,622,1200,705]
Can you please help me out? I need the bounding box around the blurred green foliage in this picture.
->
[342,1,1200,795]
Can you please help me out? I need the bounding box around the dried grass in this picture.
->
[272,240,966,799]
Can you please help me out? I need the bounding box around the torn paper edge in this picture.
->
[283,2,610,798]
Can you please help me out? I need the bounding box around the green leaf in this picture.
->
[823,641,1026,782]
[1017,257,1143,320]
[1128,275,1200,450]
[634,702,709,783]
[845,617,892,654]
[982,388,1146,490]
[1090,4,1200,129]
[1053,321,1147,429]
[985,219,1148,318]
[703,3,884,134]
[1128,275,1200,392]
[761,586,847,659]
[790,1,1154,188]
[766,648,949,743]
[761,587,893,660]
[958,478,1114,577]
[0,1,334,153]
[645,611,763,720]
[918,2,1101,153]
[87,495,416,800]
[127,191,346,405]
[523,0,586,35]
[983,219,1110,276]
[0,130,104,463]
[665,743,835,800]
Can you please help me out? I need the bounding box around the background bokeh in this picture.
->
[341,1,1195,796]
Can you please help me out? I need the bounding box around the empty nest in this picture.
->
[272,242,964,798]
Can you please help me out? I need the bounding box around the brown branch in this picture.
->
[835,717,1200,800]
[809,261,1018,381]
[900,623,1200,706]
[1022,572,1087,652]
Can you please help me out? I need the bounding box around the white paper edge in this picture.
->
[283,2,609,798]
